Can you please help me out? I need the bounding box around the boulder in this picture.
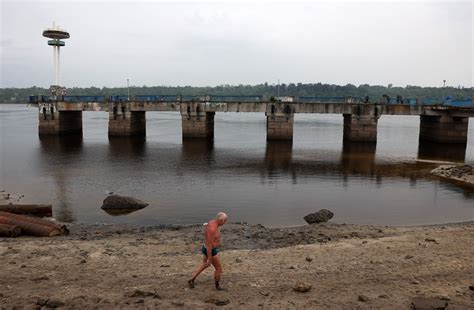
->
[303,209,334,224]
[411,297,448,310]
[358,295,369,302]
[205,298,230,306]
[46,299,65,308]
[293,283,312,293]
[101,195,148,215]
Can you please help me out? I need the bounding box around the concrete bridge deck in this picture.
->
[40,100,473,116]
[36,100,474,145]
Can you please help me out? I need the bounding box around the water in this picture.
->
[1,104,473,227]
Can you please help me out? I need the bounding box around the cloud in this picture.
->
[1,1,472,88]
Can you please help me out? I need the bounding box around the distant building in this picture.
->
[277,96,294,102]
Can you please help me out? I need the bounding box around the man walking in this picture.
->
[188,212,228,290]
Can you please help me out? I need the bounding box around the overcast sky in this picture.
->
[1,0,472,88]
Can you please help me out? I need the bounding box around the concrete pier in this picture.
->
[35,99,473,148]
[266,115,294,140]
[39,104,82,135]
[418,140,466,162]
[181,109,215,139]
[108,104,146,136]
[343,114,379,142]
[419,114,468,144]
[266,103,294,141]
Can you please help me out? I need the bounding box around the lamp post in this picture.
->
[127,78,130,100]
[277,79,280,98]
[443,80,447,100]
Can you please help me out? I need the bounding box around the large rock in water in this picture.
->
[303,209,334,224]
[101,195,148,215]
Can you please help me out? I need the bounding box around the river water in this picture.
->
[0,104,473,227]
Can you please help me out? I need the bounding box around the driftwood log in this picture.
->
[0,204,52,217]
[0,224,21,237]
[0,211,68,237]
[0,216,60,237]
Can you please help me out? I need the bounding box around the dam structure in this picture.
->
[34,24,472,146]
[31,95,473,145]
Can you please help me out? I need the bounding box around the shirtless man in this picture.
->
[188,212,228,290]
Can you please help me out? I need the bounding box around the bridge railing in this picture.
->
[384,98,418,105]
[210,95,264,102]
[27,95,473,108]
[297,96,351,103]
[443,99,472,108]
[133,95,179,102]
[63,95,106,102]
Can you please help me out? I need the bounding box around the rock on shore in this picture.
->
[303,209,334,224]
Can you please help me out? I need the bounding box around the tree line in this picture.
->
[1,83,472,103]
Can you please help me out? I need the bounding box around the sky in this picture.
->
[0,0,472,88]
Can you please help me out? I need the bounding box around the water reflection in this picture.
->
[263,141,296,183]
[417,141,466,162]
[265,141,293,170]
[340,142,377,176]
[441,182,474,199]
[102,208,143,216]
[33,134,473,226]
[108,136,147,158]
[39,135,84,155]
[254,140,467,189]
[181,138,214,165]
[39,136,83,222]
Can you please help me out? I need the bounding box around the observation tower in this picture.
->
[42,22,70,88]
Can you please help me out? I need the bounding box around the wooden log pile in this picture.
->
[0,224,21,237]
[0,211,68,238]
[0,204,52,217]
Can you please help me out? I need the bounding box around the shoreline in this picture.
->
[62,218,474,237]
[1,221,473,308]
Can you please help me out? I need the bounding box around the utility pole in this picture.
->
[443,80,447,101]
[277,79,280,98]
[127,78,130,100]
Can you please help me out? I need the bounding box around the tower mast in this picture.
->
[43,22,70,96]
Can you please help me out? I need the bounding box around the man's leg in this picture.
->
[188,255,208,288]
[211,254,224,290]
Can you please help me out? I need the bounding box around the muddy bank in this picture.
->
[1,221,473,309]
[431,164,474,188]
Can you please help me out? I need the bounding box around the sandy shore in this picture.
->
[1,221,473,309]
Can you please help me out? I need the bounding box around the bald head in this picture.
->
[216,212,228,226]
